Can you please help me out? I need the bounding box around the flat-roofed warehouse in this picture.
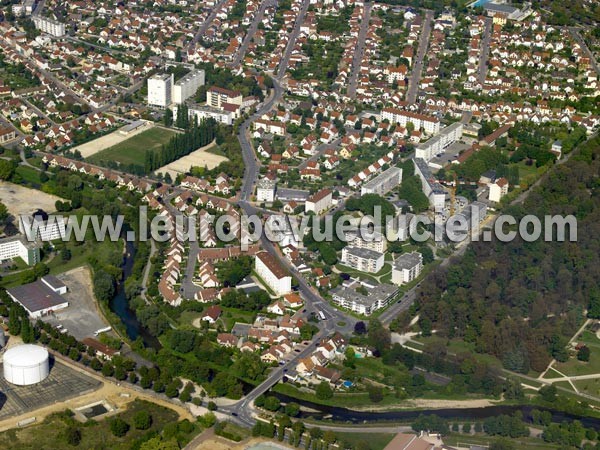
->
[6,276,69,318]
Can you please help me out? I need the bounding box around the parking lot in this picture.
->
[40,267,112,340]
[428,141,471,170]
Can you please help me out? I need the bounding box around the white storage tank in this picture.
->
[3,344,50,386]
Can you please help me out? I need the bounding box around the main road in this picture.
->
[225,0,361,426]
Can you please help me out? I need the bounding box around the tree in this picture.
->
[577,346,590,362]
[8,307,21,336]
[539,385,557,403]
[463,423,471,434]
[354,321,367,335]
[367,385,384,403]
[315,381,333,400]
[133,410,152,430]
[285,402,300,417]
[64,426,81,446]
[0,159,16,180]
[164,108,173,127]
[110,417,130,437]
[263,396,281,411]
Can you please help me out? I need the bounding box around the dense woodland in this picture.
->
[415,134,600,373]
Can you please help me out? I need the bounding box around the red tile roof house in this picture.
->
[201,305,222,324]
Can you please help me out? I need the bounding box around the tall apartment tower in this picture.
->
[147,73,174,108]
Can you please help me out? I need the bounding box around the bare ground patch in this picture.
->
[154,141,228,179]
[0,181,62,217]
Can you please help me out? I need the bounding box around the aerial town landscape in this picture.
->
[0,0,598,448]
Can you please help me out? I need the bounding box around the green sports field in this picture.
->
[88,127,177,167]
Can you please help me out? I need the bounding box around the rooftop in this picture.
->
[393,251,423,271]
[332,282,399,308]
[7,280,68,314]
[343,246,384,261]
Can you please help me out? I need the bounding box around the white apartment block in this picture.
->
[0,236,40,266]
[413,158,446,211]
[173,70,206,104]
[345,230,388,253]
[184,104,233,125]
[331,282,399,316]
[305,189,332,214]
[255,251,292,296]
[360,167,403,196]
[391,251,423,286]
[489,177,509,202]
[147,73,174,108]
[341,247,385,273]
[381,107,440,134]
[19,215,67,242]
[415,122,464,161]
[256,178,277,202]
[32,16,65,37]
[207,86,243,109]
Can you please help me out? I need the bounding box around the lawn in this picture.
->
[88,128,177,167]
[0,400,195,450]
[573,378,600,397]
[332,431,395,450]
[443,433,561,449]
[553,352,600,377]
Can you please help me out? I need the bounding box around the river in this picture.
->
[109,240,161,349]
[270,391,600,429]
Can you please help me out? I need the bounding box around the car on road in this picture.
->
[294,349,301,353]
[231,412,238,416]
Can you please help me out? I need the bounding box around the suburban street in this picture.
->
[187,0,230,51]
[569,27,600,76]
[477,17,493,85]
[230,0,276,67]
[346,2,372,99]
[405,10,433,104]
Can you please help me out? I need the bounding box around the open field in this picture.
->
[87,127,178,166]
[154,141,228,179]
[73,121,155,158]
[0,399,186,450]
[0,181,61,217]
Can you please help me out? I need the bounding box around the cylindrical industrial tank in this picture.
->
[3,344,50,386]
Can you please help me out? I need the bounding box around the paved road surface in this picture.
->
[569,27,600,76]
[187,0,230,51]
[477,17,493,85]
[230,0,276,67]
[346,2,372,98]
[405,10,433,104]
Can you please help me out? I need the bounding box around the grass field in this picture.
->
[0,400,193,450]
[332,431,395,450]
[88,128,177,167]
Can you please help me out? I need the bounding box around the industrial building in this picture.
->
[341,247,384,273]
[360,167,403,196]
[3,344,50,386]
[331,281,398,316]
[415,122,463,162]
[147,73,174,108]
[173,70,205,104]
[7,275,69,318]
